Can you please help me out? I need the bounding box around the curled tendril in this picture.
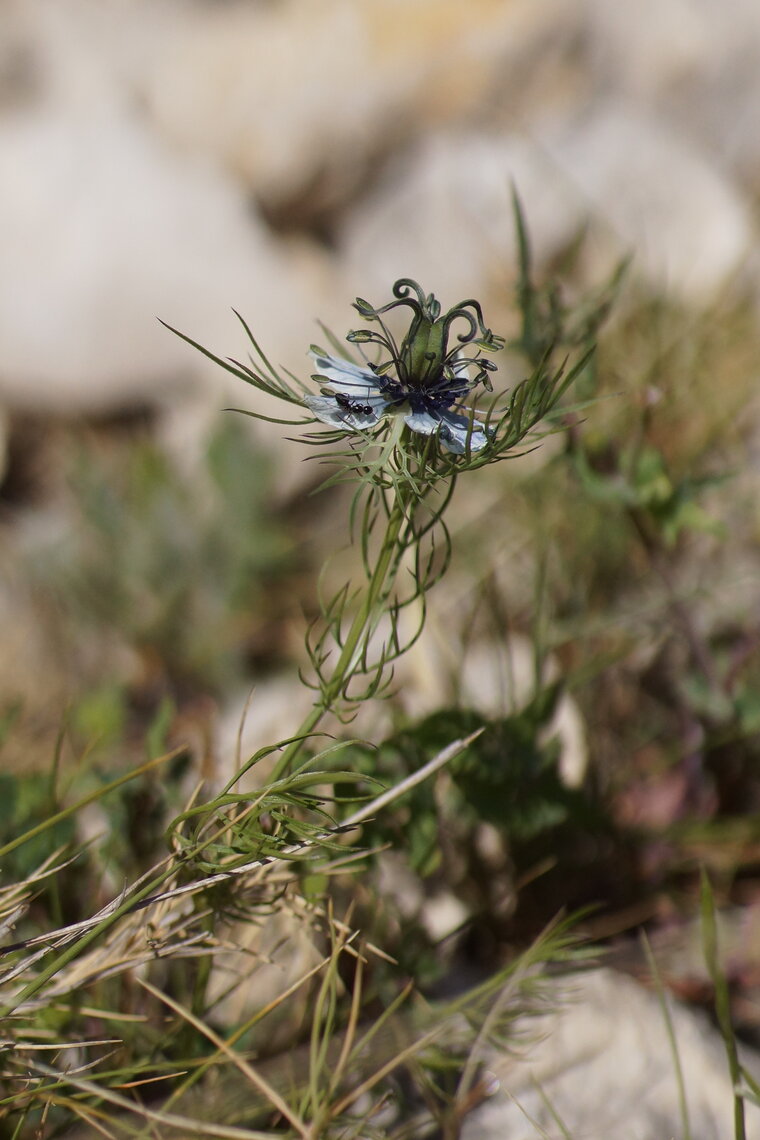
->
[392,279,442,322]
[440,299,506,352]
[392,278,427,306]
[441,306,478,346]
[353,282,505,357]
[353,279,447,326]
[354,293,419,324]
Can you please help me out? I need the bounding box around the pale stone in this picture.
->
[138,0,570,207]
[323,0,756,308]
[420,890,470,943]
[542,102,755,303]
[583,0,714,98]
[0,0,328,442]
[211,677,316,794]
[205,905,325,1039]
[582,0,760,178]
[464,967,760,1140]
[0,101,317,413]
[340,106,753,309]
[338,130,578,317]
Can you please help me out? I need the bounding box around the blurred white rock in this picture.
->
[338,131,577,310]
[136,0,570,209]
[583,0,714,99]
[463,967,760,1140]
[0,100,319,413]
[583,0,760,179]
[542,102,755,303]
[0,0,339,474]
[340,106,753,309]
[205,904,325,1040]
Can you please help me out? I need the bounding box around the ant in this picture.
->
[335,392,374,415]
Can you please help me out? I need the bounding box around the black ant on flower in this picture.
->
[335,392,374,416]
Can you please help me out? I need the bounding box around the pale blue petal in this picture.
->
[403,410,439,436]
[437,410,490,454]
[404,408,489,453]
[305,393,386,430]
[309,351,380,398]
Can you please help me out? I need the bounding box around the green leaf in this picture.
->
[340,696,592,875]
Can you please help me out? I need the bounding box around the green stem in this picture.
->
[271,492,408,780]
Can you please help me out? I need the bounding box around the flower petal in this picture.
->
[403,410,440,437]
[309,351,380,398]
[437,410,490,454]
[305,393,387,431]
[404,408,489,453]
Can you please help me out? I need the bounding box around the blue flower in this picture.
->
[304,279,504,456]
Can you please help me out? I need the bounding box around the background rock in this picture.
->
[464,967,760,1140]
